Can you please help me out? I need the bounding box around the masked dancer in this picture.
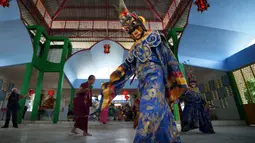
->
[177,69,215,134]
[99,0,189,142]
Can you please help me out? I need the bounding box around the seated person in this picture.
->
[67,104,74,121]
[42,95,56,109]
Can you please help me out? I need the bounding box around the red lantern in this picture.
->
[104,44,111,54]
[122,90,129,101]
[28,89,35,96]
[48,89,55,97]
[194,0,209,13]
[0,0,10,8]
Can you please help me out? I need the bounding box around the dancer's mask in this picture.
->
[117,0,147,40]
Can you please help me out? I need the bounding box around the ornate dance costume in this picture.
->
[101,30,185,142]
[178,90,214,133]
[99,0,191,142]
[178,70,215,133]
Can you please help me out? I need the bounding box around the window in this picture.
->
[233,64,255,104]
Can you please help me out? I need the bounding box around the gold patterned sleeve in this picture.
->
[100,62,134,111]
[160,39,188,102]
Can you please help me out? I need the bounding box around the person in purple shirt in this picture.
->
[71,75,95,136]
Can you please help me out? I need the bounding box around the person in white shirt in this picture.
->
[22,96,31,120]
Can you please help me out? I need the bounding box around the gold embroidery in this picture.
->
[148,89,156,98]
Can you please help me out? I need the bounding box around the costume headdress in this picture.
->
[187,71,197,84]
[117,0,147,32]
[184,61,197,86]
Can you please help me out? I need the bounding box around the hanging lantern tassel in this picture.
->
[0,0,11,8]
[104,44,111,54]
[194,0,210,13]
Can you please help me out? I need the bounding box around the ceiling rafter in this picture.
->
[70,39,133,42]
[64,5,150,11]
[164,0,192,30]
[106,0,109,37]
[52,0,70,20]
[53,19,160,22]
[51,29,123,33]
[20,0,50,31]
[55,0,60,5]
[144,0,163,22]
[20,0,190,44]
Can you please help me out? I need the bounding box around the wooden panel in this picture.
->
[243,104,255,125]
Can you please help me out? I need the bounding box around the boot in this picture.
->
[13,120,18,128]
[2,120,9,128]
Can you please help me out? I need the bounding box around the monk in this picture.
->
[71,75,95,136]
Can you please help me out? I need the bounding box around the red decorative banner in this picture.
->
[104,44,111,54]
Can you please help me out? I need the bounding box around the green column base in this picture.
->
[53,71,64,123]
[31,71,44,121]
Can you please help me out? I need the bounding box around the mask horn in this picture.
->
[119,0,129,16]
[119,0,127,11]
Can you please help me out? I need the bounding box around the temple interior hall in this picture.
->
[1,0,255,143]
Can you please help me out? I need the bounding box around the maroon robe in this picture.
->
[73,82,92,132]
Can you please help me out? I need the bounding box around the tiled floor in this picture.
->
[0,121,254,143]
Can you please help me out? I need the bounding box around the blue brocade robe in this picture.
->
[100,31,188,143]
[178,89,215,133]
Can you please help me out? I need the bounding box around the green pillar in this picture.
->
[227,72,248,123]
[33,28,43,57]
[167,28,184,60]
[53,71,64,123]
[31,71,44,121]
[18,63,33,123]
[25,25,72,124]
[67,45,73,57]
[179,63,187,79]
[173,104,180,121]
[167,28,186,121]
[53,39,68,123]
[173,63,187,121]
[69,87,75,110]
